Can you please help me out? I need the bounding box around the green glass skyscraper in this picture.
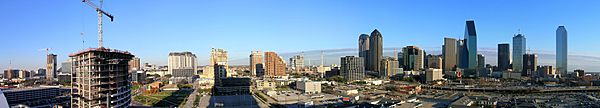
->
[464,20,478,77]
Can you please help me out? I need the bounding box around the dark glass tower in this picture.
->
[498,43,510,71]
[368,29,383,72]
[464,20,478,77]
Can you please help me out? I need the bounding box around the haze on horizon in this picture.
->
[1,0,599,71]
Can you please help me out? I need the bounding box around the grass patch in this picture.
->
[133,90,192,107]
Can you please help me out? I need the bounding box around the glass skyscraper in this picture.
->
[358,34,370,70]
[368,29,383,72]
[513,33,526,74]
[498,43,510,71]
[464,20,478,77]
[556,26,568,77]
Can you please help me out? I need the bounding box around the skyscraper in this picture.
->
[210,48,228,66]
[250,51,263,76]
[497,43,510,71]
[358,34,370,69]
[556,26,568,77]
[46,54,57,80]
[523,53,538,77]
[210,48,229,77]
[477,54,485,68]
[402,46,425,71]
[368,29,383,72]
[443,37,458,71]
[168,52,197,76]
[426,54,443,69]
[458,39,469,69]
[380,57,399,79]
[70,48,134,108]
[265,52,285,77]
[340,56,365,81]
[464,20,478,77]
[289,54,305,72]
[513,33,526,74]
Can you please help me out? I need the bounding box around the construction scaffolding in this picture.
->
[70,47,133,108]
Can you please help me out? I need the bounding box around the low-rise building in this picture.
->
[426,68,443,82]
[255,80,276,90]
[295,81,321,94]
[1,87,70,107]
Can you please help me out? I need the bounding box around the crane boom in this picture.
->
[82,0,113,48]
[83,0,114,21]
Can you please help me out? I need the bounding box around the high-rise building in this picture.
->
[513,33,526,74]
[368,29,383,72]
[250,51,263,76]
[60,61,72,74]
[477,54,485,68]
[402,46,424,71]
[556,26,568,77]
[426,54,443,69]
[168,52,197,76]
[464,20,478,77]
[210,48,229,66]
[359,34,370,70]
[289,54,305,72]
[397,52,404,69]
[497,43,510,71]
[523,53,538,77]
[3,69,18,80]
[37,68,46,76]
[206,48,229,78]
[538,65,556,78]
[380,57,399,79]
[264,52,285,77]
[129,57,140,71]
[458,39,469,69]
[340,56,365,81]
[70,48,133,108]
[46,54,57,80]
[443,37,458,71]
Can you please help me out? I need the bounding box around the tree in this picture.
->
[327,76,347,83]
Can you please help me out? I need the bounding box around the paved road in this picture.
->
[183,81,200,108]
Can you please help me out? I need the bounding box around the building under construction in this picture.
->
[70,47,133,108]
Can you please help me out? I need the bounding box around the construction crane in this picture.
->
[82,0,114,48]
[39,48,51,55]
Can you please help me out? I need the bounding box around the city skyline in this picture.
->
[1,1,600,72]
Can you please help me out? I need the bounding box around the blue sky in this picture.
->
[1,0,600,71]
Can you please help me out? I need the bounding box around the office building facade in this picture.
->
[497,43,510,71]
[556,26,568,77]
[523,53,538,77]
[368,29,383,72]
[443,37,458,71]
[359,34,370,69]
[46,54,57,80]
[513,33,526,74]
[402,46,425,71]
[289,54,305,72]
[464,20,478,77]
[340,56,365,81]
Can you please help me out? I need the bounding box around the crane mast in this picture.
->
[83,0,114,48]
